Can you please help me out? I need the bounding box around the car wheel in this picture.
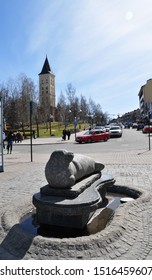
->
[104,137,108,141]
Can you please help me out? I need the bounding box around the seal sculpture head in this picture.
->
[45,149,104,189]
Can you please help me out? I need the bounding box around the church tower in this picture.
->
[39,56,56,118]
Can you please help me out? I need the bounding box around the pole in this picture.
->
[74,117,77,140]
[148,112,151,151]
[49,120,52,136]
[149,130,151,151]
[30,101,33,162]
[49,114,53,136]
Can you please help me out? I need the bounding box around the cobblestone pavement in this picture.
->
[0,135,152,259]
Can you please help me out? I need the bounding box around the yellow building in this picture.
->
[138,79,152,116]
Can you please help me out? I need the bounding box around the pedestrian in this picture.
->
[16,131,22,142]
[62,129,67,140]
[66,129,71,140]
[6,131,13,154]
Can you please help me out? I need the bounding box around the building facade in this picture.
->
[138,79,152,116]
[39,56,56,119]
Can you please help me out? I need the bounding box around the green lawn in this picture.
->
[33,122,89,137]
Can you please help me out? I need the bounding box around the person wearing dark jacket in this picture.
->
[66,129,71,140]
[62,129,67,140]
[6,131,13,154]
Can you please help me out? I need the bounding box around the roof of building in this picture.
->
[138,84,145,96]
[39,56,53,75]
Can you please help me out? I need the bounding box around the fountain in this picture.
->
[0,149,145,260]
[33,149,115,229]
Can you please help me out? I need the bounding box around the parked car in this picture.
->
[137,123,144,131]
[142,125,152,133]
[124,124,130,128]
[132,123,138,129]
[124,122,131,128]
[109,126,122,137]
[75,129,110,143]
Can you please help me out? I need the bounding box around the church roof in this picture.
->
[39,56,52,75]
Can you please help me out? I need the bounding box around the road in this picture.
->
[12,127,151,156]
[3,127,151,168]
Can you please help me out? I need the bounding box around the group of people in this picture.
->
[62,129,71,140]
[3,131,23,154]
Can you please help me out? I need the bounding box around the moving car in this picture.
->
[109,126,122,137]
[142,125,152,133]
[76,129,110,143]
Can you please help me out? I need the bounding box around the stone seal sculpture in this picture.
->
[45,149,104,188]
[33,149,115,228]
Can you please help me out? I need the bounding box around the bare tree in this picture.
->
[88,98,105,125]
[0,75,37,130]
[0,80,19,128]
[57,92,66,120]
[80,95,89,123]
[65,83,80,122]
[17,75,36,129]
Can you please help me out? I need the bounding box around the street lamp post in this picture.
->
[30,101,33,162]
[74,116,77,140]
[148,111,151,151]
[49,114,53,136]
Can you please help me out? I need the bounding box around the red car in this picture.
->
[142,125,152,133]
[76,129,110,143]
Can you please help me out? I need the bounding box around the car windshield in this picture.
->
[110,126,120,130]
[84,130,94,135]
[94,126,104,129]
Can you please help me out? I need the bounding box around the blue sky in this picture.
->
[1,0,152,117]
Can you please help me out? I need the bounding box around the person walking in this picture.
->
[66,129,71,140]
[62,129,67,140]
[6,131,13,154]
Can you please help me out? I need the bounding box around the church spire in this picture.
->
[39,56,52,75]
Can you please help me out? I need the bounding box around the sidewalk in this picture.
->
[1,134,152,259]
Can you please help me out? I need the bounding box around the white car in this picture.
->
[104,125,111,131]
[109,126,122,137]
